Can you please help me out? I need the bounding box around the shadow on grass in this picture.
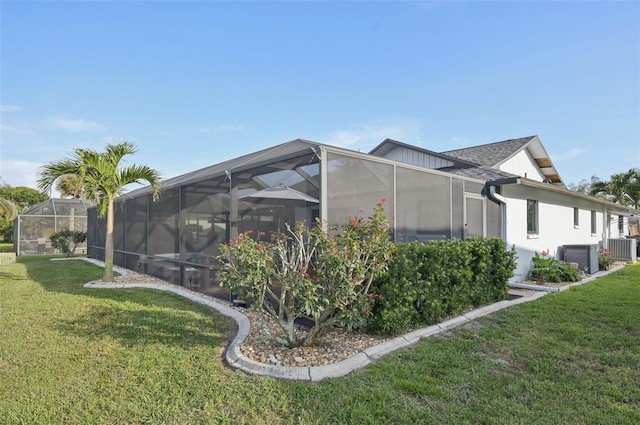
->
[56,303,233,348]
[19,256,236,349]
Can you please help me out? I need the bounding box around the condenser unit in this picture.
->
[563,244,599,274]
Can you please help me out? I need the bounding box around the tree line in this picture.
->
[568,168,640,209]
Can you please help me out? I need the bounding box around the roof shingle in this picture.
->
[440,136,536,168]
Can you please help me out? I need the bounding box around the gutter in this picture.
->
[485,180,512,242]
[508,177,638,214]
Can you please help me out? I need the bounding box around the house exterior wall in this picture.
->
[502,184,609,281]
[498,149,545,181]
[606,213,635,238]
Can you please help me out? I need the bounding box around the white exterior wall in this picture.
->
[606,214,634,239]
[502,184,609,282]
[498,150,545,181]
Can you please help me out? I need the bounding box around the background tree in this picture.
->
[0,180,49,242]
[588,168,640,209]
[0,185,48,209]
[56,174,85,199]
[567,175,602,195]
[0,196,19,242]
[36,141,162,281]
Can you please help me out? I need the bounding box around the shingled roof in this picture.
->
[439,165,518,181]
[367,136,538,182]
[440,136,536,168]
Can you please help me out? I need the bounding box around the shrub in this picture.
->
[217,200,395,348]
[367,238,516,335]
[598,249,614,270]
[528,251,581,283]
[49,229,87,257]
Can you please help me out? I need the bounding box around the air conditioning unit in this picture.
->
[607,238,637,262]
[563,244,599,274]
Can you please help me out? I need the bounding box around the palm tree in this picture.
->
[0,196,19,242]
[37,141,162,281]
[56,174,85,199]
[0,197,19,221]
[589,168,640,209]
[627,168,640,209]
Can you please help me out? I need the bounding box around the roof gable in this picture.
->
[369,138,482,169]
[440,136,536,168]
[441,135,564,186]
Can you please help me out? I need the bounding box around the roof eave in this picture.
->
[487,177,639,213]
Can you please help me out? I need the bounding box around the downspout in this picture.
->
[602,205,609,250]
[318,147,328,231]
[485,182,508,243]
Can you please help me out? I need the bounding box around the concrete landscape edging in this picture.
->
[75,258,625,382]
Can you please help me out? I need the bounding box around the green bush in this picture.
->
[367,238,516,335]
[528,252,581,283]
[49,229,87,257]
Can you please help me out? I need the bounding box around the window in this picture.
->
[527,200,538,234]
[573,207,579,227]
[591,210,597,235]
[618,215,624,235]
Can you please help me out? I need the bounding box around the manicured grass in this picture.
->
[0,242,13,252]
[1,258,639,424]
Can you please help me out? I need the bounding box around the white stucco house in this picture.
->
[372,135,639,281]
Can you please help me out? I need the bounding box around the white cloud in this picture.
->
[0,124,32,135]
[50,117,104,133]
[1,104,22,113]
[0,160,42,190]
[552,148,586,161]
[323,118,422,151]
[0,160,63,198]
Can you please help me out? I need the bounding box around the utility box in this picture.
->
[607,238,638,262]
[563,244,599,274]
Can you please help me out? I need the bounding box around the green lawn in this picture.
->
[1,257,639,424]
[0,242,13,252]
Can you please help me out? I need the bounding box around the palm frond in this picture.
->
[0,197,19,221]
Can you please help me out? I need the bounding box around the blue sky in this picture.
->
[1,1,638,196]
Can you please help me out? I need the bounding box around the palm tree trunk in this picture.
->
[103,200,115,282]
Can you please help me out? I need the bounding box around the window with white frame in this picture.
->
[574,207,579,227]
[591,210,597,234]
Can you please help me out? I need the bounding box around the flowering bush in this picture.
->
[217,200,395,348]
[598,249,614,270]
[528,250,581,283]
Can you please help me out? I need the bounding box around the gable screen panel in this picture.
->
[325,153,394,227]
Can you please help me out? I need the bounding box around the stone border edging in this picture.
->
[508,263,626,293]
[74,258,624,382]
